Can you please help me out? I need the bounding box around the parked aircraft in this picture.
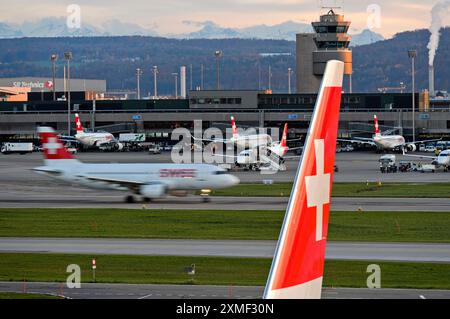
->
[340,115,439,152]
[193,116,272,149]
[74,113,124,150]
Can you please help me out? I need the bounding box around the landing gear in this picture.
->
[202,196,211,203]
[125,195,136,203]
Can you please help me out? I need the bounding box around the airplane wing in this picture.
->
[85,176,146,192]
[410,138,443,145]
[31,167,63,176]
[191,135,231,144]
[403,154,437,160]
[212,154,238,159]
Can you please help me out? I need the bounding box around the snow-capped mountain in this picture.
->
[0,18,384,46]
[19,17,101,37]
[350,29,384,46]
[0,22,23,38]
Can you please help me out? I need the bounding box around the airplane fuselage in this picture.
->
[34,162,239,193]
[75,132,115,147]
[373,135,406,150]
[231,134,272,149]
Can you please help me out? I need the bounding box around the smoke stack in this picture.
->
[180,66,187,99]
[429,65,435,98]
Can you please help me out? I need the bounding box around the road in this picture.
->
[1,238,450,262]
[1,282,449,299]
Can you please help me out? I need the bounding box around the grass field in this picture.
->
[0,292,59,299]
[0,208,449,243]
[209,182,450,198]
[0,253,449,289]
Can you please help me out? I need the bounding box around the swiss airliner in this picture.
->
[33,127,239,203]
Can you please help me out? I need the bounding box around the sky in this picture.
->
[0,0,446,37]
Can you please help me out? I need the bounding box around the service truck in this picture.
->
[1,142,34,155]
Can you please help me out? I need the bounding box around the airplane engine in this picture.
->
[406,144,416,152]
[116,143,124,151]
[139,184,167,199]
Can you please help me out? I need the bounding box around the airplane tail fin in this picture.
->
[280,123,288,148]
[38,127,79,165]
[374,115,381,137]
[231,116,238,139]
[264,60,344,299]
[75,113,84,134]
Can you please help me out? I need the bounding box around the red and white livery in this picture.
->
[34,127,239,202]
[74,113,123,150]
[264,60,344,299]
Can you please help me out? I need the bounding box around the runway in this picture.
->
[1,282,450,299]
[1,238,450,262]
[0,191,448,211]
[1,152,449,185]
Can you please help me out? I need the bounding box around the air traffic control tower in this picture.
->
[296,9,352,93]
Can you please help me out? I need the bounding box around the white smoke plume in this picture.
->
[428,0,450,66]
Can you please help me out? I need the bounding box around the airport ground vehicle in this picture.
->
[425,145,436,152]
[417,164,437,173]
[398,161,416,172]
[1,142,33,155]
[379,154,397,173]
[119,133,146,143]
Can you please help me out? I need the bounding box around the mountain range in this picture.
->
[0,28,447,94]
[0,18,383,46]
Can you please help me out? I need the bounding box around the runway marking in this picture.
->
[138,294,153,299]
[420,295,426,299]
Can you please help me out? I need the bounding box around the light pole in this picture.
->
[152,66,158,99]
[50,54,58,101]
[136,68,143,100]
[268,65,272,91]
[288,68,293,94]
[408,50,417,143]
[64,52,72,136]
[200,64,204,90]
[172,73,178,98]
[214,50,222,90]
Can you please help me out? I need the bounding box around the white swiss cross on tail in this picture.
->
[305,139,330,242]
[38,127,75,161]
[264,60,344,299]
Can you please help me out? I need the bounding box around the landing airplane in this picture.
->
[405,149,450,171]
[74,113,124,151]
[193,116,272,149]
[33,127,239,203]
[340,115,439,152]
[264,60,344,299]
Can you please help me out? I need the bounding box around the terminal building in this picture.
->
[0,10,448,143]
